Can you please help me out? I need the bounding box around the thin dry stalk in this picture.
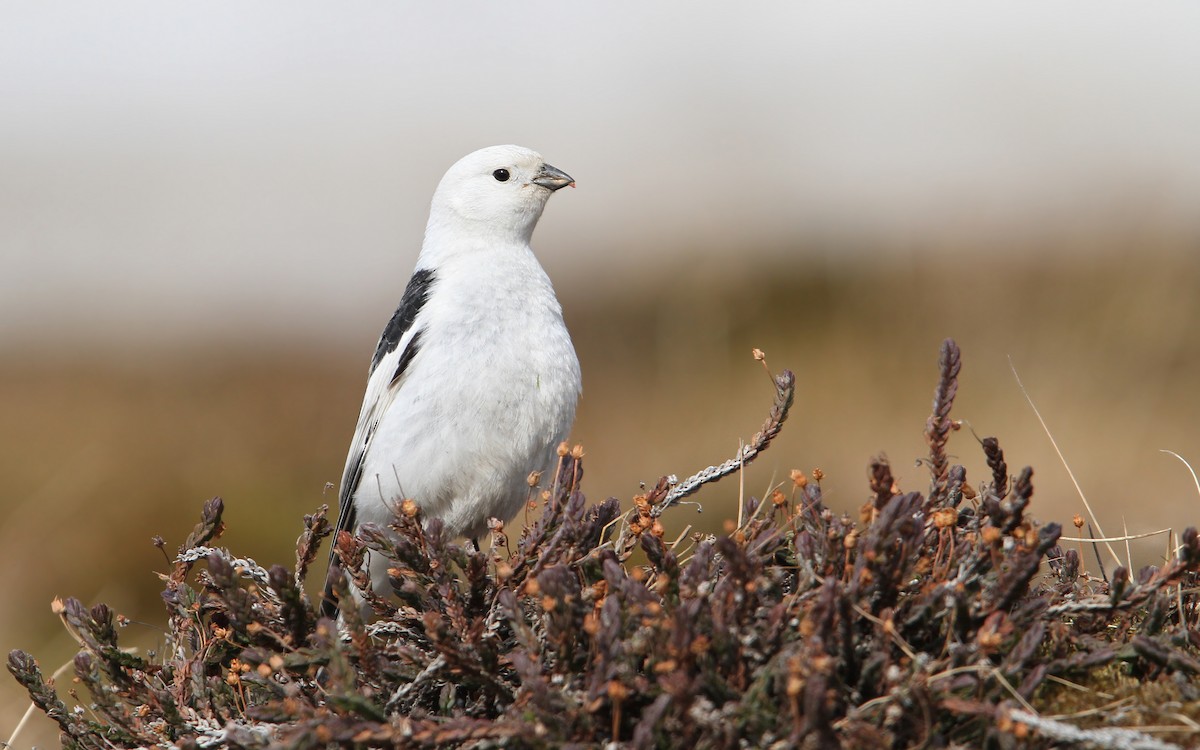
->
[1008,357,1122,568]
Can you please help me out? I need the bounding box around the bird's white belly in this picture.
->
[353,300,578,542]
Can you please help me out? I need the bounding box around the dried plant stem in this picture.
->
[1160,450,1200,500]
[925,338,961,505]
[387,654,446,709]
[7,658,74,749]
[1058,529,1173,544]
[651,370,795,517]
[1043,674,1115,701]
[990,667,1038,714]
[1046,552,1194,616]
[1008,357,1122,569]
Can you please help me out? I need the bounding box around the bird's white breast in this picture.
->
[353,242,581,541]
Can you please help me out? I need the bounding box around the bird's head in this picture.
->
[427,145,574,243]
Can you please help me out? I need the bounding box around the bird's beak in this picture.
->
[531,163,575,191]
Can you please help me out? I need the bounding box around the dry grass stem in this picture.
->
[1008,356,1123,569]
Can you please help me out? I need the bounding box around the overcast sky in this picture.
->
[3,2,1199,347]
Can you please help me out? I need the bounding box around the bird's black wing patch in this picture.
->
[336,441,368,527]
[324,414,388,617]
[323,425,371,619]
[371,268,435,372]
[324,269,432,618]
[391,328,423,385]
[321,494,357,619]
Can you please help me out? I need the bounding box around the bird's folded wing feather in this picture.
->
[327,269,436,574]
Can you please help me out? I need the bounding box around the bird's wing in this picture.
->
[323,268,436,615]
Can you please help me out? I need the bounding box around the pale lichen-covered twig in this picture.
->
[177,547,283,608]
[1046,556,1193,616]
[1007,709,1182,750]
[192,718,277,749]
[177,546,272,587]
[387,654,447,710]
[650,370,795,518]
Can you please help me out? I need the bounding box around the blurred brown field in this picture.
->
[4,250,1200,744]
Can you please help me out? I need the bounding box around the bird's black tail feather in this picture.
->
[320,562,341,620]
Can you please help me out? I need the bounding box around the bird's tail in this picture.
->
[319,565,341,620]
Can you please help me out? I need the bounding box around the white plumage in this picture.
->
[324,145,581,615]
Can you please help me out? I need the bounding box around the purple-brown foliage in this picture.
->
[10,341,1200,748]
[924,337,961,507]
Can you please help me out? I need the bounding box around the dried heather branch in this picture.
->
[170,496,225,583]
[12,342,1200,749]
[6,650,90,743]
[176,546,273,587]
[925,338,961,505]
[946,463,967,508]
[293,504,331,589]
[1047,537,1198,617]
[981,437,1008,500]
[652,369,795,516]
[1131,635,1200,676]
[990,522,1061,612]
[868,455,895,510]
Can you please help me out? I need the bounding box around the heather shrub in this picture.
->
[11,340,1200,748]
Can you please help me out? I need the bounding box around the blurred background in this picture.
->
[4,3,1200,744]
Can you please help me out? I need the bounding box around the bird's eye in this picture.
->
[492,168,510,182]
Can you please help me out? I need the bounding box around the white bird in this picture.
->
[322,145,581,617]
